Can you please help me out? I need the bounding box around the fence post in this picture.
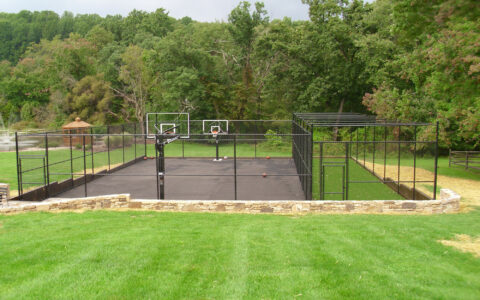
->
[355,127,360,162]
[90,127,94,175]
[155,135,160,200]
[345,142,349,200]
[319,142,323,200]
[43,157,47,199]
[234,135,237,200]
[15,132,21,199]
[413,125,417,200]
[397,126,401,195]
[70,135,73,186]
[144,126,147,158]
[19,159,23,196]
[107,125,111,171]
[83,135,87,197]
[466,152,469,169]
[254,120,257,159]
[291,114,295,161]
[122,125,125,164]
[372,125,376,174]
[383,124,387,182]
[134,123,137,160]
[45,132,50,198]
[309,124,313,200]
[363,126,367,166]
[433,121,439,200]
[448,149,451,167]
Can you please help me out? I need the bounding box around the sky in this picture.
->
[0,0,311,22]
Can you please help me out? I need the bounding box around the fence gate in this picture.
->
[18,154,47,199]
[320,163,346,200]
[318,142,349,200]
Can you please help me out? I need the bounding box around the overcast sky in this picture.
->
[0,0,312,22]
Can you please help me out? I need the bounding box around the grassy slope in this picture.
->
[0,210,479,299]
[383,157,480,181]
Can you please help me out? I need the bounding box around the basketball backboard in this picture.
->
[202,120,229,135]
[146,113,190,139]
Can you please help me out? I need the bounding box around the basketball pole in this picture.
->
[155,133,165,200]
[215,135,220,161]
[212,131,222,162]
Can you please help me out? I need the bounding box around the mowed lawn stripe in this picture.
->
[0,211,479,299]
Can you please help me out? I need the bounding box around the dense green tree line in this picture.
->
[0,0,478,149]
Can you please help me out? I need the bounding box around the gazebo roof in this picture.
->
[62,117,92,129]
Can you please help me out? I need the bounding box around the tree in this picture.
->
[253,18,307,119]
[67,74,116,124]
[114,45,152,132]
[302,0,372,112]
[227,1,268,120]
[86,25,114,49]
[364,0,480,148]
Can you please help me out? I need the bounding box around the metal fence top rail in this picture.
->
[294,112,377,119]
[16,122,142,136]
[293,113,432,127]
[17,133,311,137]
[451,150,480,153]
[307,122,432,127]
[15,120,295,136]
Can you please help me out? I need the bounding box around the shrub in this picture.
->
[103,132,134,149]
[74,144,91,150]
[39,140,60,148]
[264,129,284,148]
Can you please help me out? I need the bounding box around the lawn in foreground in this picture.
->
[0,211,479,299]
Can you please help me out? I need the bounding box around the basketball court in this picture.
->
[16,112,311,202]
[55,158,304,200]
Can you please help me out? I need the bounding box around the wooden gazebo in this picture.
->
[62,117,91,146]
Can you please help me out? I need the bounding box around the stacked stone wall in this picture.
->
[0,189,460,215]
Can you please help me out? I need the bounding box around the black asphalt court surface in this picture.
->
[56,158,305,200]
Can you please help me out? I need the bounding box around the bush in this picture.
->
[20,102,36,121]
[103,132,134,149]
[38,140,60,148]
[74,144,91,150]
[264,129,284,148]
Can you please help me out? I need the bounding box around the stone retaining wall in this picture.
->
[0,189,460,215]
[0,183,9,206]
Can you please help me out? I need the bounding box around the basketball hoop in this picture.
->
[202,120,228,162]
[146,112,190,139]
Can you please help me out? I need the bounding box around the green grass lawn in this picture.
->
[0,210,479,299]
[0,151,17,190]
[162,139,292,158]
[312,158,403,200]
